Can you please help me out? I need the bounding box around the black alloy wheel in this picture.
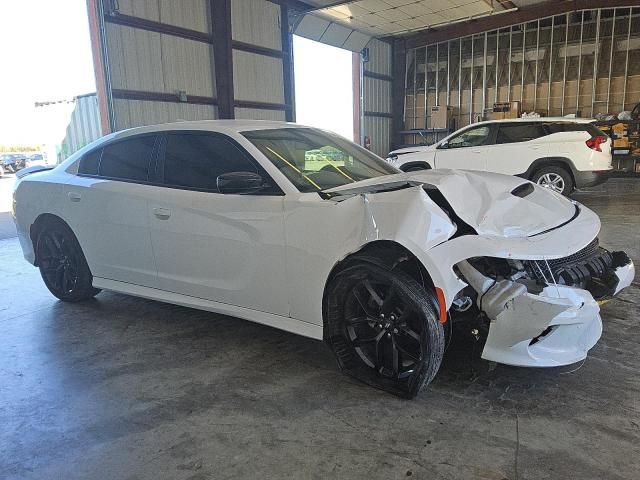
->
[36,222,100,302]
[326,260,444,398]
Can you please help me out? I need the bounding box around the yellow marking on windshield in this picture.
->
[265,146,321,190]
[326,161,354,182]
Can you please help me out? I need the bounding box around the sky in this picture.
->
[0,3,354,146]
[0,0,96,146]
[293,35,354,141]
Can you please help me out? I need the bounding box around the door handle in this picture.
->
[153,207,171,220]
[68,192,81,202]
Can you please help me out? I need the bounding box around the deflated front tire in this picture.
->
[325,260,444,398]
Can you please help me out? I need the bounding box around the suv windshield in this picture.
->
[242,128,397,192]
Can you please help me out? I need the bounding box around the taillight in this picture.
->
[586,135,608,152]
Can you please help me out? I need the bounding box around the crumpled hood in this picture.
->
[325,169,578,238]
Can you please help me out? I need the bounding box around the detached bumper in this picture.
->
[481,285,602,367]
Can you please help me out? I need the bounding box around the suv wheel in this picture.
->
[532,166,573,196]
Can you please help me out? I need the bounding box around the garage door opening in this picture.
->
[293,35,355,141]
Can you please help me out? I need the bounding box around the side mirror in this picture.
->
[217,171,266,194]
[438,141,448,149]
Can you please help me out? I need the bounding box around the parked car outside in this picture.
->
[1,153,27,173]
[13,121,634,398]
[387,118,612,196]
[25,153,47,168]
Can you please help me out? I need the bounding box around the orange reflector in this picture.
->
[435,287,448,324]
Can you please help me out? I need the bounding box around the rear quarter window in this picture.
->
[78,149,102,175]
[99,136,157,182]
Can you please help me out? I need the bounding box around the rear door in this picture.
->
[433,124,496,171]
[486,122,549,175]
[66,134,160,287]
[146,131,289,316]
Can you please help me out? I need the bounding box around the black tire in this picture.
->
[531,165,574,196]
[325,260,445,398]
[403,164,430,172]
[36,220,100,302]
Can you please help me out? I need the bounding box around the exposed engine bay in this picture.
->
[449,239,634,366]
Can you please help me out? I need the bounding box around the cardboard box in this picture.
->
[491,101,521,119]
[430,105,455,130]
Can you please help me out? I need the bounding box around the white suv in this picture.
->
[387,118,612,195]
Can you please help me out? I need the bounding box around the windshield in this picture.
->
[242,128,397,192]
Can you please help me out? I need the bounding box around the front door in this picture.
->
[433,124,496,171]
[147,131,289,316]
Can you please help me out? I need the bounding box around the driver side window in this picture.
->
[162,133,266,193]
[446,126,492,149]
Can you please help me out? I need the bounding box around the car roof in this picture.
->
[470,117,596,127]
[110,120,313,141]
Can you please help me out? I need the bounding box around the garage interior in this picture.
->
[2,0,640,479]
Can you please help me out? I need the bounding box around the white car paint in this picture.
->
[388,117,613,192]
[13,121,634,374]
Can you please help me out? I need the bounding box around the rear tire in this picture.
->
[36,221,100,302]
[325,260,444,398]
[532,166,573,196]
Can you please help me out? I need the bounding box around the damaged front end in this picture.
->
[453,240,634,367]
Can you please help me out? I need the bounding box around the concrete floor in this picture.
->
[1,178,638,480]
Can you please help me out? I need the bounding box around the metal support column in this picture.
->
[482,32,488,116]
[547,15,554,115]
[606,9,616,113]
[458,39,462,127]
[622,8,632,109]
[507,26,512,102]
[576,11,584,113]
[534,19,540,112]
[495,31,499,104]
[211,0,235,119]
[446,41,451,107]
[435,43,440,106]
[470,35,474,124]
[590,9,601,117]
[561,13,569,116]
[521,23,526,104]
[423,46,428,129]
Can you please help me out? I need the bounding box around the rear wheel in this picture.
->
[532,166,573,196]
[36,221,100,302]
[325,261,444,398]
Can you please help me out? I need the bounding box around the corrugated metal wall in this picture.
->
[403,7,640,145]
[231,0,287,121]
[101,0,218,130]
[92,0,292,131]
[59,94,102,161]
[362,38,393,156]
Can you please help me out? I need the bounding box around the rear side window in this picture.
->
[78,149,102,175]
[163,133,259,192]
[496,123,547,144]
[544,122,606,137]
[99,136,156,182]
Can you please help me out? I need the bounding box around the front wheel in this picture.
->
[325,261,445,398]
[36,221,101,302]
[532,166,574,195]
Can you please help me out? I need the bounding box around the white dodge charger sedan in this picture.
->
[13,121,635,398]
